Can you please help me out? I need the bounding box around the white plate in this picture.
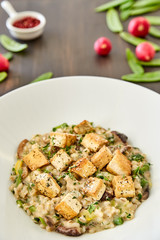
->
[0,76,160,240]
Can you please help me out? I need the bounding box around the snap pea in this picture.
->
[95,0,128,12]
[0,35,28,52]
[126,48,144,74]
[122,71,160,82]
[2,52,13,61]
[138,59,160,66]
[0,72,7,82]
[119,32,160,51]
[133,0,160,9]
[31,72,53,83]
[145,16,160,25]
[120,9,131,21]
[106,8,123,33]
[149,26,160,38]
[119,1,133,11]
[130,5,160,16]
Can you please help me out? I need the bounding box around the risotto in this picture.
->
[9,120,151,236]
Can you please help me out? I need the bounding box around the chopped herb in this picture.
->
[77,219,87,225]
[42,143,50,151]
[107,136,115,144]
[34,217,46,226]
[90,122,94,126]
[78,137,83,145]
[96,175,111,182]
[129,153,144,162]
[72,196,77,199]
[88,202,98,214]
[139,163,150,175]
[140,178,148,188]
[64,145,72,155]
[51,137,55,145]
[137,193,142,200]
[52,123,68,132]
[16,199,24,208]
[113,217,124,225]
[53,214,60,220]
[127,197,132,201]
[29,205,36,212]
[126,213,131,219]
[30,141,36,145]
[43,169,50,173]
[15,168,23,187]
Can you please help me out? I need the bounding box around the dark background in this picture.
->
[0,0,160,96]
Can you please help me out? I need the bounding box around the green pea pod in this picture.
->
[126,48,144,74]
[2,52,13,60]
[31,72,53,83]
[145,16,160,25]
[95,0,128,12]
[122,71,160,82]
[0,35,28,52]
[119,1,133,11]
[130,5,160,16]
[119,32,160,51]
[149,26,160,38]
[0,72,7,82]
[120,9,131,21]
[138,59,160,66]
[133,0,160,8]
[106,8,123,33]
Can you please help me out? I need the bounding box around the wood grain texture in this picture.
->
[0,0,160,96]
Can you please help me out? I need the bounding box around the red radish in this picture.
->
[0,54,9,72]
[128,17,150,37]
[135,42,155,61]
[94,37,112,56]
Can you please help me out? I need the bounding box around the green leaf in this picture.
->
[0,34,28,52]
[129,154,144,162]
[31,72,53,83]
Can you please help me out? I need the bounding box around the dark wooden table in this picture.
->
[0,0,160,96]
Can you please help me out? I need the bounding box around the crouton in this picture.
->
[74,120,93,135]
[106,149,131,176]
[71,158,96,178]
[23,148,49,171]
[34,173,60,198]
[84,177,106,200]
[112,176,135,198]
[91,146,113,169]
[50,132,76,148]
[81,133,108,152]
[55,193,82,220]
[50,149,72,172]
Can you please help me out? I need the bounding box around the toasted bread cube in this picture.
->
[107,149,131,176]
[91,146,113,169]
[112,176,135,198]
[50,149,72,172]
[71,158,96,178]
[34,173,60,198]
[55,193,82,220]
[23,148,49,171]
[84,177,106,200]
[74,120,93,134]
[81,133,108,152]
[50,132,76,148]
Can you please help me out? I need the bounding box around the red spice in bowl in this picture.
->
[13,16,40,29]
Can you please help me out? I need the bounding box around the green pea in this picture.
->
[95,0,128,12]
[145,16,160,25]
[119,32,160,51]
[2,52,13,60]
[106,8,123,33]
[0,72,7,82]
[126,48,144,74]
[149,26,160,38]
[119,0,133,11]
[113,217,124,225]
[120,9,131,21]
[121,71,160,82]
[133,0,160,8]
[138,58,160,66]
[130,5,160,16]
[0,35,28,52]
[31,72,53,83]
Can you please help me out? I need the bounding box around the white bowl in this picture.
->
[6,11,46,40]
[0,76,160,240]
